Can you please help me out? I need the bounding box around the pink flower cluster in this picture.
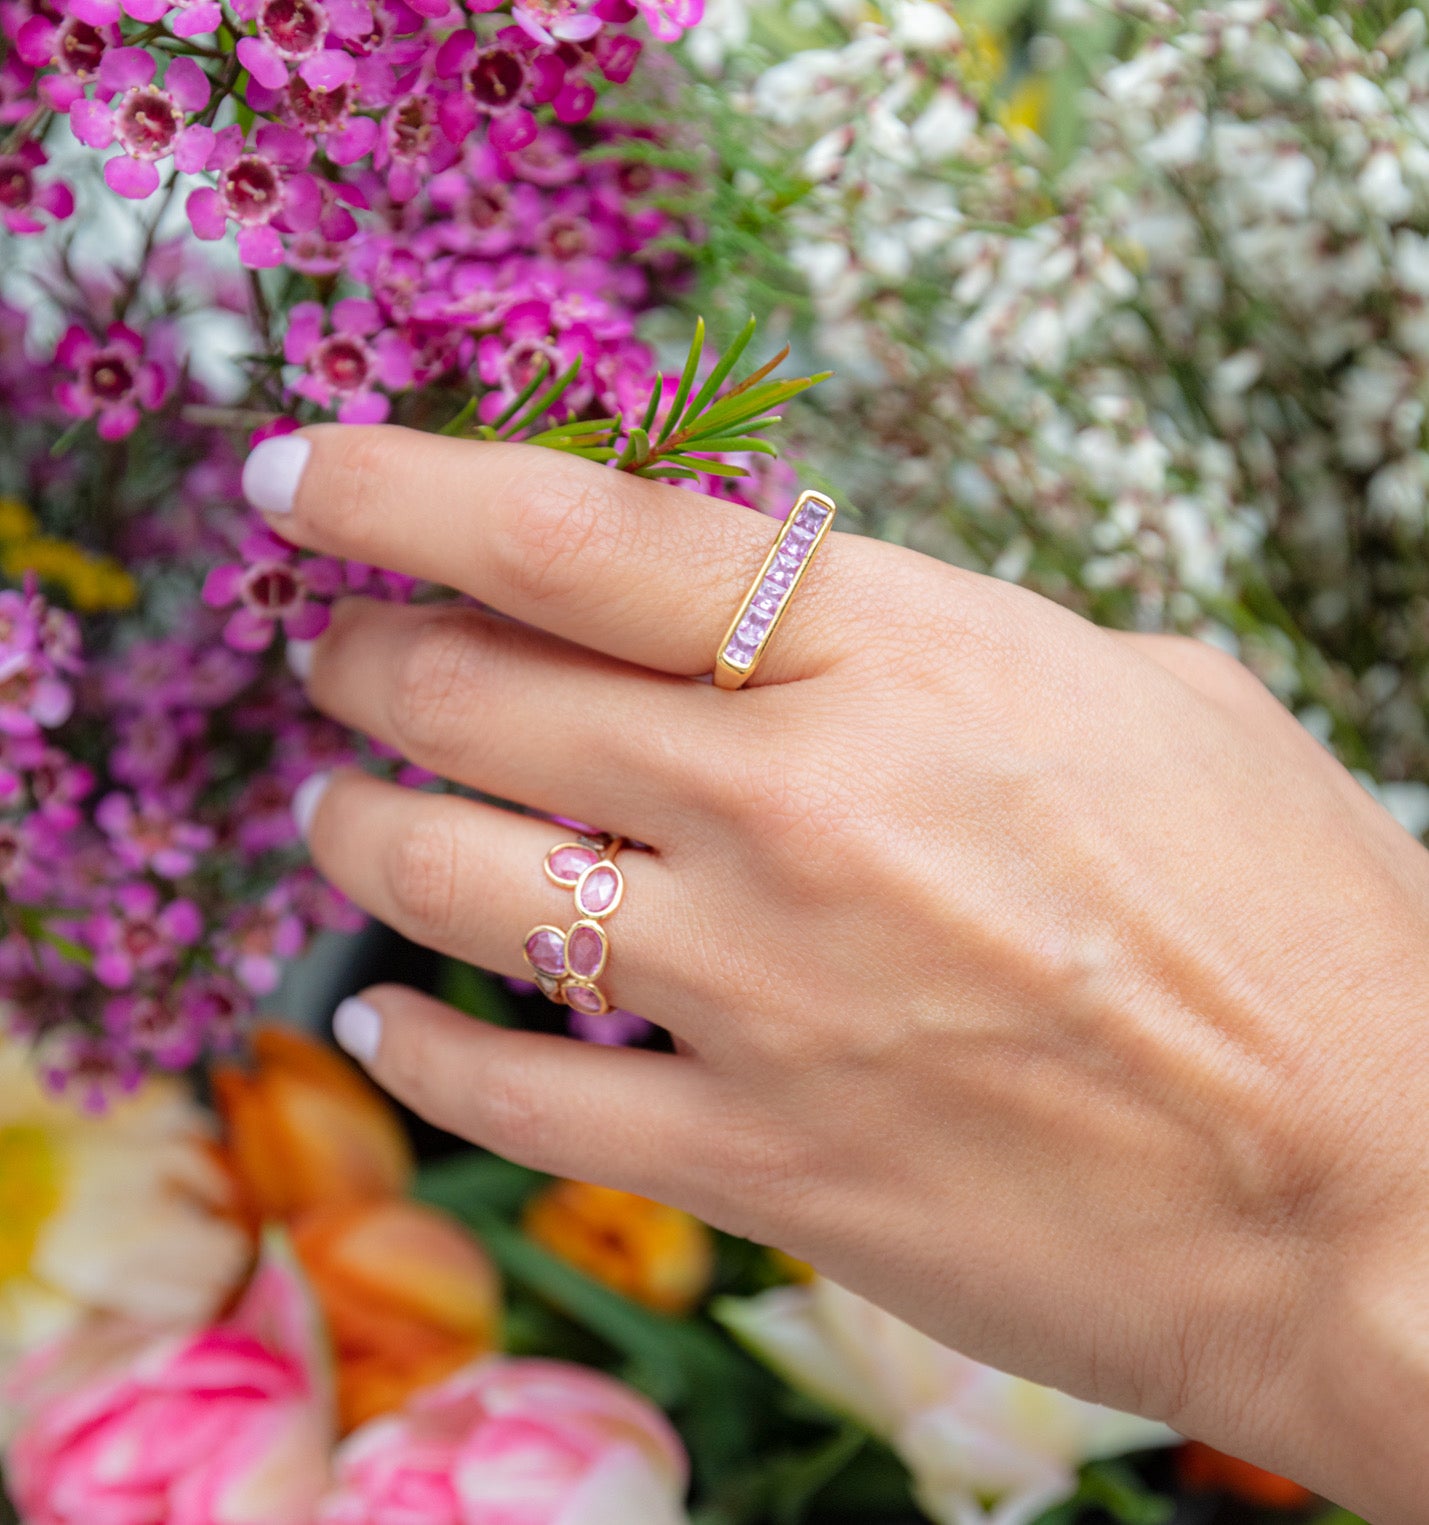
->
[0,0,715,1089]
[0,313,375,1101]
[3,1242,692,1525]
[0,573,364,1102]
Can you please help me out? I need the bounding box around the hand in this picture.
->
[246,423,1429,1521]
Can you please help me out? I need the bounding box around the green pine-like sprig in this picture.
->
[440,317,829,481]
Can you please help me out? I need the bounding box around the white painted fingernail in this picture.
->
[242,434,311,515]
[292,771,330,839]
[287,639,315,681]
[333,997,382,1065]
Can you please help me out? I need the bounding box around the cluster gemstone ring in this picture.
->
[523,834,625,1017]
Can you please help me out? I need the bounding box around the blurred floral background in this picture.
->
[1,0,1424,1514]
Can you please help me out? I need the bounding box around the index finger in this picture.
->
[242,425,858,683]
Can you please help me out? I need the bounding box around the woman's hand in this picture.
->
[246,423,1429,1520]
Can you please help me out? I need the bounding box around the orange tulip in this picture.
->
[212,1025,413,1226]
[523,1179,715,1314]
[292,1198,501,1433]
[1179,1441,1315,1508]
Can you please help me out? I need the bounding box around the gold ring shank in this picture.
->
[714,490,836,690]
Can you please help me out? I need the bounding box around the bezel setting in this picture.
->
[714,489,837,691]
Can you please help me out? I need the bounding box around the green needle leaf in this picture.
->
[500,356,585,440]
[659,317,705,443]
[438,398,480,437]
[680,314,757,429]
[638,375,663,435]
[491,358,552,430]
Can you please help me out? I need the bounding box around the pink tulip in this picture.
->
[4,1236,334,1525]
[318,1357,692,1525]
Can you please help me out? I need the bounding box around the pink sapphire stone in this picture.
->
[546,843,598,886]
[720,495,834,674]
[565,982,605,1015]
[576,863,621,917]
[524,927,566,976]
[566,923,606,978]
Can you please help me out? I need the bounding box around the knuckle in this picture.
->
[721,739,861,882]
[700,1110,817,1238]
[390,614,479,762]
[323,426,402,541]
[495,457,615,611]
[475,1063,556,1164]
[385,813,462,938]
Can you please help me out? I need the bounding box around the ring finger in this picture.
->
[302,596,722,838]
[301,769,692,1023]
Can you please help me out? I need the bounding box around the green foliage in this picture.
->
[1032,1461,1173,1525]
[440,317,827,482]
[435,960,516,1027]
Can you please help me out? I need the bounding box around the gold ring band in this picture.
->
[714,490,836,690]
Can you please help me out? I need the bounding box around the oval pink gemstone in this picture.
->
[546,843,599,886]
[565,981,605,1015]
[576,862,622,917]
[566,922,606,978]
[524,927,566,976]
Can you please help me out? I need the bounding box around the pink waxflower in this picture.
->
[15,14,116,111]
[95,791,215,877]
[68,49,214,198]
[85,881,203,989]
[0,583,81,736]
[435,28,559,154]
[318,1358,691,1525]
[0,141,74,233]
[54,322,171,440]
[186,122,323,268]
[57,0,222,34]
[270,71,379,165]
[4,1237,334,1525]
[623,0,701,41]
[23,743,96,830]
[285,298,414,422]
[116,0,226,38]
[231,0,372,91]
[202,524,343,650]
[101,992,205,1069]
[512,0,602,46]
[212,883,306,993]
[372,92,457,202]
[35,1027,143,1111]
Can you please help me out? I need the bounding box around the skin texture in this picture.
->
[264,424,1429,1521]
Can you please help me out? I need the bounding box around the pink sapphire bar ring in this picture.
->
[523,835,625,1016]
[714,489,837,691]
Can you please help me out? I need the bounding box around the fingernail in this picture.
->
[287,638,315,681]
[291,770,330,839]
[243,434,311,515]
[333,997,382,1065]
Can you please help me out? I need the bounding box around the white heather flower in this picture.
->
[912,87,978,159]
[1367,454,1428,525]
[888,0,959,50]
[1360,149,1414,220]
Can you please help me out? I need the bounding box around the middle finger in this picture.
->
[305,597,722,838]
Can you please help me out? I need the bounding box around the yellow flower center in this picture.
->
[0,1124,63,1281]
